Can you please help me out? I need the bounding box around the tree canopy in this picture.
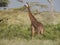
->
[0,0,9,7]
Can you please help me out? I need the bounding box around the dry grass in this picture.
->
[0,39,60,45]
[0,10,60,25]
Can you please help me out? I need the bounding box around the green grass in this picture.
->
[0,21,60,40]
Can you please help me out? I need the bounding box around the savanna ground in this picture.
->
[0,9,60,45]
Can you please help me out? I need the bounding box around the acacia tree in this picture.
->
[18,0,48,12]
[47,0,54,16]
[47,0,56,24]
[0,0,9,9]
[17,0,23,3]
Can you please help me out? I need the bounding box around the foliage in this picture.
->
[30,2,48,9]
[13,6,26,11]
[0,0,9,7]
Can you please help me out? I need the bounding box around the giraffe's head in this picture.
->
[25,2,29,8]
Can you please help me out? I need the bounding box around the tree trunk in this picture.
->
[51,0,56,24]
[49,0,56,24]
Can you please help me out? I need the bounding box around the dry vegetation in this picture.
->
[0,9,60,45]
[0,39,60,45]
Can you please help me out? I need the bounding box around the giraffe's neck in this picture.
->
[27,6,37,22]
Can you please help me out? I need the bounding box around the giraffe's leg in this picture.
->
[40,27,44,34]
[37,30,40,36]
[31,25,35,39]
[40,28,44,35]
[37,27,41,36]
[37,26,44,35]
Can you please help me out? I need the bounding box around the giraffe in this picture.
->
[25,2,44,38]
